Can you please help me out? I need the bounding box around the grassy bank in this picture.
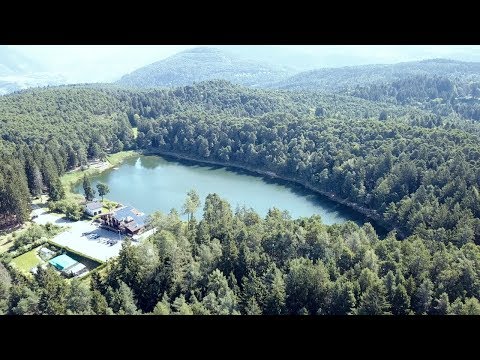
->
[107,150,138,167]
[61,150,138,196]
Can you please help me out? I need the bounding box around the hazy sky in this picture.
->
[8,45,480,83]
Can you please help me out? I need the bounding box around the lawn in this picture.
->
[10,246,43,274]
[61,150,138,196]
[106,150,138,167]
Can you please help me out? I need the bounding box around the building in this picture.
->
[38,247,55,261]
[63,262,88,277]
[85,201,103,216]
[48,254,88,277]
[100,205,146,236]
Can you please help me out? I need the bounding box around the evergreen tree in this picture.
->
[391,284,410,315]
[433,293,450,315]
[48,178,65,201]
[91,290,109,315]
[357,282,390,315]
[244,296,262,315]
[152,293,171,315]
[83,175,95,201]
[330,279,356,315]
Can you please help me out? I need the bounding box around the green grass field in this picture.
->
[106,150,138,167]
[61,150,138,196]
[10,246,43,274]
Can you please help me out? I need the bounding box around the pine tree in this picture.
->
[433,293,450,315]
[111,281,140,315]
[172,294,193,315]
[66,278,92,315]
[91,290,109,315]
[264,265,286,315]
[391,284,410,315]
[384,270,396,303]
[49,177,65,201]
[460,297,480,315]
[244,296,262,315]
[83,175,95,201]
[152,293,171,315]
[357,282,390,315]
[330,279,356,315]
[413,279,433,314]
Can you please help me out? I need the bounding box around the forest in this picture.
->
[1,79,480,315]
[2,193,480,315]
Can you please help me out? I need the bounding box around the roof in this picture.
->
[49,254,77,270]
[86,202,103,211]
[112,206,146,228]
[39,247,55,255]
[64,262,87,275]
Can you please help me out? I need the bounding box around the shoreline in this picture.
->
[142,149,398,237]
[63,148,399,237]
[61,151,138,194]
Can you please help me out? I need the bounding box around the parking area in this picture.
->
[32,205,137,262]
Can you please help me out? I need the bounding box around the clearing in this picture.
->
[10,246,43,274]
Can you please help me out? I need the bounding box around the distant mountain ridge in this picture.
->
[270,58,480,91]
[117,47,296,88]
[0,46,66,95]
[0,46,44,76]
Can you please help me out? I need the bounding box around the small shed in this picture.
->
[85,201,103,216]
[38,247,55,261]
[63,262,88,277]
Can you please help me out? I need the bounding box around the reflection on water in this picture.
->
[75,155,379,229]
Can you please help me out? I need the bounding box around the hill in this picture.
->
[0,46,66,95]
[272,59,480,92]
[117,47,295,88]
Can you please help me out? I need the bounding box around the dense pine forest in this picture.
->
[3,195,480,315]
[2,79,480,314]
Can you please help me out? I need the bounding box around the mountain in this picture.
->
[0,46,66,95]
[0,46,44,76]
[272,59,480,91]
[117,47,295,88]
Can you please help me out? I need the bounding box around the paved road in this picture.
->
[32,206,131,262]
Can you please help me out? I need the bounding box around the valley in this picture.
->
[1,45,480,315]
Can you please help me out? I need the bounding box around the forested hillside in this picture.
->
[271,59,480,122]
[273,59,480,92]
[0,86,135,227]
[2,80,480,315]
[345,74,480,121]
[1,80,479,240]
[117,47,294,88]
[3,195,480,315]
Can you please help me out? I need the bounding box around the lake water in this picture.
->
[74,155,369,225]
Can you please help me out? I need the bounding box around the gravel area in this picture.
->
[32,206,135,262]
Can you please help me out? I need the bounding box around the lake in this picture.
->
[74,155,369,225]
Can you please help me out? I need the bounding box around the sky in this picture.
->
[8,45,480,84]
